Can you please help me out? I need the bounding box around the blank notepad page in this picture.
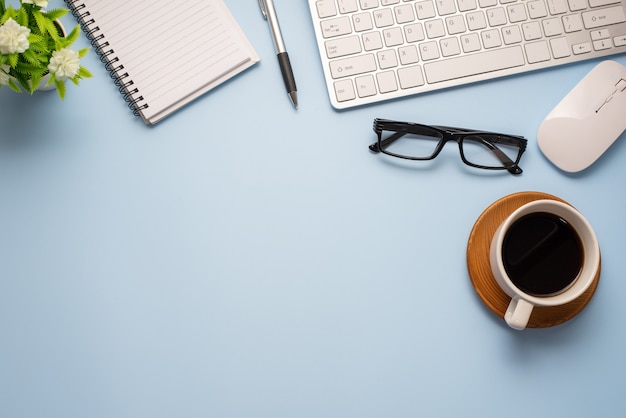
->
[66,0,259,124]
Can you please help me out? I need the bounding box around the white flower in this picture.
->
[47,48,81,80]
[0,18,31,55]
[21,0,49,7]
[0,64,10,86]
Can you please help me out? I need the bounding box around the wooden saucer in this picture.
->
[466,191,601,328]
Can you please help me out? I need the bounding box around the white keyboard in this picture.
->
[308,0,626,109]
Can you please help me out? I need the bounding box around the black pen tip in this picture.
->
[289,91,298,109]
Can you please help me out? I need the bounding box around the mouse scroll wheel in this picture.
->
[617,79,626,92]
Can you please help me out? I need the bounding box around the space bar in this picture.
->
[424,47,526,83]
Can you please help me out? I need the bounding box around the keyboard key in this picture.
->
[425,19,446,38]
[478,0,497,7]
[338,0,359,13]
[398,45,420,64]
[377,71,398,93]
[445,15,467,35]
[330,54,377,78]
[582,6,626,29]
[325,35,362,58]
[398,65,426,89]
[482,29,503,48]
[461,33,482,52]
[353,13,374,32]
[593,38,613,50]
[615,35,626,47]
[359,0,380,10]
[440,37,461,56]
[522,21,543,40]
[457,0,478,12]
[527,1,548,18]
[589,0,622,6]
[487,8,507,26]
[467,11,488,30]
[383,27,405,46]
[562,14,584,32]
[374,8,395,27]
[377,49,399,68]
[547,0,568,15]
[423,46,525,83]
[334,79,356,101]
[550,37,571,58]
[419,41,441,60]
[321,16,353,38]
[507,4,528,23]
[404,23,426,42]
[394,4,416,23]
[316,0,337,18]
[435,0,457,15]
[415,1,437,19]
[590,29,610,40]
[567,0,588,10]
[572,42,592,54]
[363,31,384,50]
[525,41,551,63]
[543,17,564,36]
[355,75,377,97]
[503,26,523,45]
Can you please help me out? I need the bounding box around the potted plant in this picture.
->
[0,0,91,98]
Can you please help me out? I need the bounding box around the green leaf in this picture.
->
[63,26,80,45]
[55,79,66,99]
[15,60,45,73]
[78,47,90,59]
[8,79,22,93]
[29,73,43,90]
[21,48,40,66]
[44,9,68,22]
[33,9,47,34]
[78,66,92,79]
[8,53,18,67]
[44,18,60,40]
[15,6,28,26]
[27,33,46,46]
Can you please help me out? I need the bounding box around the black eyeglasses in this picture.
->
[369,119,527,175]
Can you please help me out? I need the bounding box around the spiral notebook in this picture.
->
[65,0,259,125]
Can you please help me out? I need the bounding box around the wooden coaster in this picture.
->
[466,191,601,328]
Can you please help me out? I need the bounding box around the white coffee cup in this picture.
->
[489,199,600,330]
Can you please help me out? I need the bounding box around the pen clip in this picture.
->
[258,0,268,19]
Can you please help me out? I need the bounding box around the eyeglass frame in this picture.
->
[369,118,528,175]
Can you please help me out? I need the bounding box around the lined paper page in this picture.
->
[73,0,259,124]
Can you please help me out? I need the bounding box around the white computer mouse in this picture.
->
[537,60,626,173]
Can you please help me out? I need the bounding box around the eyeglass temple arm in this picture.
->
[480,140,523,174]
[369,131,406,152]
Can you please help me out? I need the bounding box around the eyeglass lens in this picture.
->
[381,127,443,159]
[461,135,520,168]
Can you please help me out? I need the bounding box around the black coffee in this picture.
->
[502,212,583,296]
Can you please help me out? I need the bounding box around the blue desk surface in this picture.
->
[2,1,625,417]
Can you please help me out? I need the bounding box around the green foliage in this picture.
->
[0,1,91,99]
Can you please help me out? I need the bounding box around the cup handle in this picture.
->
[504,297,534,330]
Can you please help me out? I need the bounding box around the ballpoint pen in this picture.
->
[259,0,298,109]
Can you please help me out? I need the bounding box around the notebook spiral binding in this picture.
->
[65,1,149,116]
